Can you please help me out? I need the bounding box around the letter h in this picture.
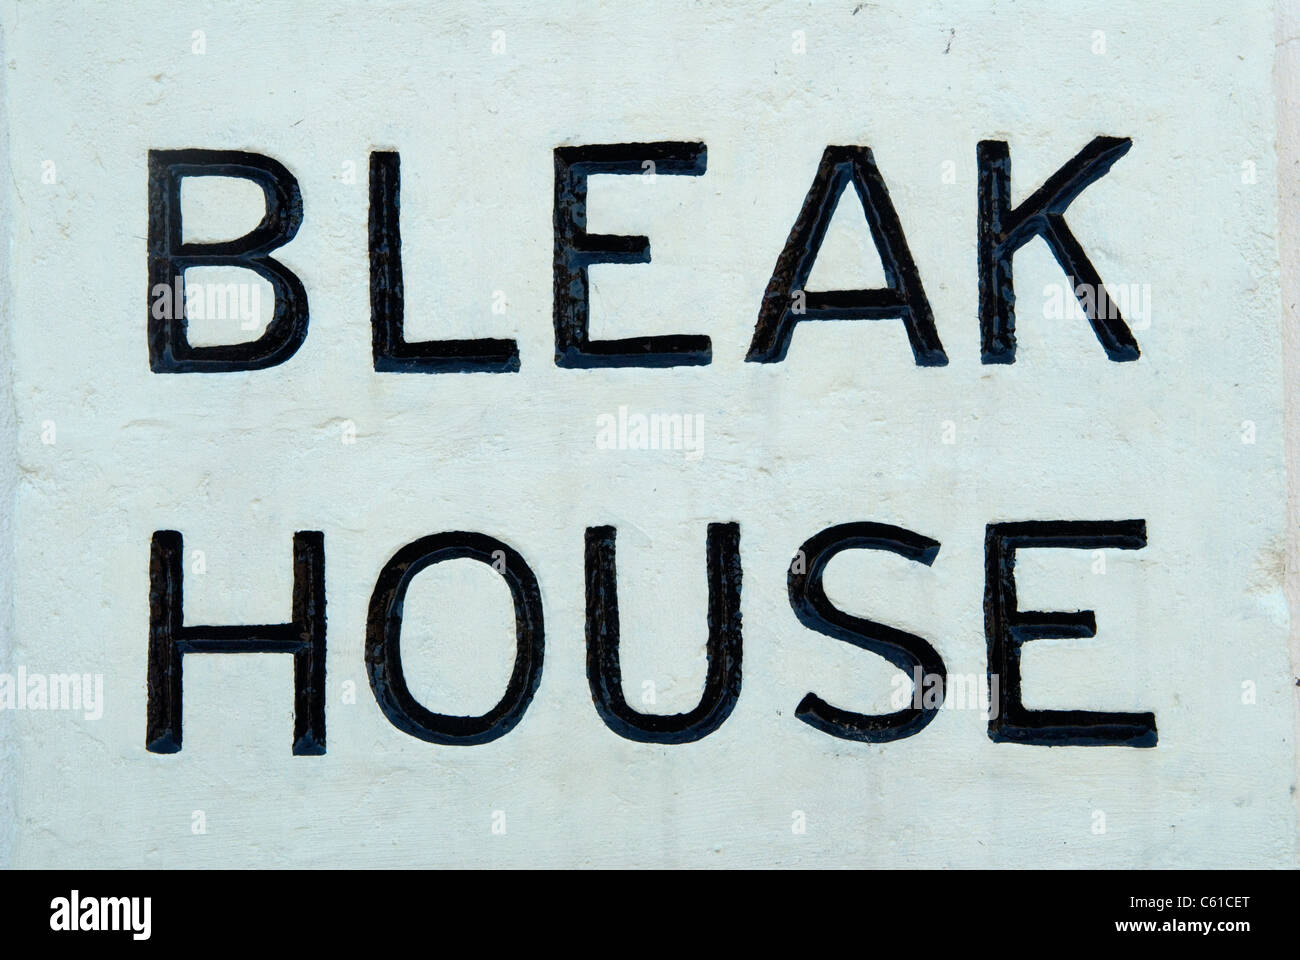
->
[146,530,326,754]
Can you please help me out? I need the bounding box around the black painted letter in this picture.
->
[370,152,520,372]
[788,523,947,742]
[984,520,1155,746]
[553,142,710,367]
[365,533,544,745]
[585,524,741,742]
[148,150,308,372]
[978,137,1138,363]
[747,147,946,366]
[147,530,325,754]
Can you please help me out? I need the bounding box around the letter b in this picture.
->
[147,150,308,372]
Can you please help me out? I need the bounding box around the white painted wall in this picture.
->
[1274,0,1300,860]
[0,0,1295,867]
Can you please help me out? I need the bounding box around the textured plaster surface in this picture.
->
[0,0,1295,867]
